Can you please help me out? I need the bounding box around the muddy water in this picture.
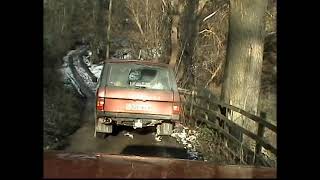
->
[64,99,189,159]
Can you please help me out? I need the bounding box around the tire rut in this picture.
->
[64,99,189,159]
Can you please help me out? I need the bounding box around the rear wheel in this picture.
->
[156,122,173,136]
[95,132,106,139]
[94,124,113,138]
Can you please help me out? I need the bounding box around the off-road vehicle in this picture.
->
[94,60,181,138]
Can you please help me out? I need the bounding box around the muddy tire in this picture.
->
[156,122,173,136]
[94,124,113,138]
[95,132,106,139]
[95,122,113,133]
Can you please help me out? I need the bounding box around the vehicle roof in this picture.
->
[104,59,170,68]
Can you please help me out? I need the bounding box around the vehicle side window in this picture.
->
[108,65,131,87]
[98,63,109,87]
[168,68,178,91]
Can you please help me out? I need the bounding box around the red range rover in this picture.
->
[94,60,181,138]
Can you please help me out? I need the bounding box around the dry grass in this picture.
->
[43,87,84,150]
[191,124,276,167]
[194,126,238,165]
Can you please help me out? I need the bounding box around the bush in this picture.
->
[194,126,238,165]
[43,68,84,150]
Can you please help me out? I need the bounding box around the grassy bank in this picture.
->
[43,67,85,150]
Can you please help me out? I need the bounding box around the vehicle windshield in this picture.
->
[107,63,172,90]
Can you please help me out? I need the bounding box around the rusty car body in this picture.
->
[94,60,181,137]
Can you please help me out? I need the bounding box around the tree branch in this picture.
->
[197,0,209,18]
[127,1,144,35]
[202,9,219,22]
[161,0,167,8]
[205,61,223,88]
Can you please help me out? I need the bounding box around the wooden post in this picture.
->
[255,112,266,164]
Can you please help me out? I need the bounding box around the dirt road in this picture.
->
[64,98,190,159]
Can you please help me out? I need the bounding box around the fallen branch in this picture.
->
[202,9,219,22]
[267,32,276,37]
[202,3,227,22]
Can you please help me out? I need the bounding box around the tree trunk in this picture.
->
[179,0,200,88]
[95,0,107,62]
[168,0,181,68]
[106,0,113,59]
[221,0,267,140]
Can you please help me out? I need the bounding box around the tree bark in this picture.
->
[95,0,107,62]
[221,0,267,140]
[168,0,181,68]
[179,0,200,88]
[106,0,113,59]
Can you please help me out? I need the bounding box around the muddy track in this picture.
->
[68,54,94,97]
[64,98,190,159]
[78,54,97,82]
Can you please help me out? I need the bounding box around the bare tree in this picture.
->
[221,0,268,140]
[106,0,113,59]
[123,0,171,62]
[126,0,145,36]
[176,0,209,88]
[168,0,183,67]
